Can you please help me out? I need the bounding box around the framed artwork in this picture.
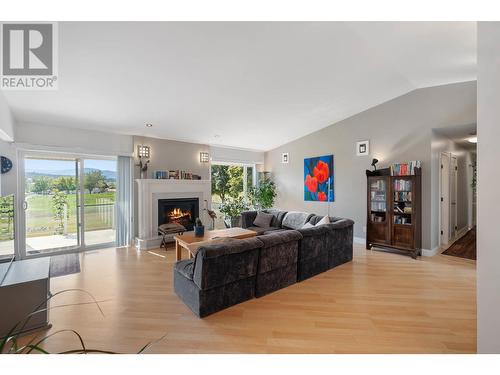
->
[304,154,334,202]
[356,140,369,156]
[281,152,289,164]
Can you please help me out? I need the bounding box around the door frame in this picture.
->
[450,155,458,240]
[439,152,451,247]
[16,149,117,260]
[439,152,459,248]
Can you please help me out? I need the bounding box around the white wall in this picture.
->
[15,122,134,156]
[265,81,476,251]
[210,145,265,165]
[0,91,15,195]
[0,91,14,142]
[477,21,500,354]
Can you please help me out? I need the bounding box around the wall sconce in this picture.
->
[137,145,151,159]
[200,152,210,163]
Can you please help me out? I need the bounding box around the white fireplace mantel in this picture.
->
[135,179,212,250]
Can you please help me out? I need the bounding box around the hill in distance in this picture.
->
[26,168,116,181]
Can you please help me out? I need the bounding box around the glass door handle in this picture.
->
[23,201,28,210]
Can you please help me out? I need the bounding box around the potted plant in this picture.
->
[248,178,277,210]
[194,217,205,237]
[219,196,249,228]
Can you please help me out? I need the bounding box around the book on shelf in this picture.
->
[390,161,421,176]
[394,191,412,201]
[394,216,412,225]
[371,213,385,222]
[393,179,412,191]
[154,170,168,179]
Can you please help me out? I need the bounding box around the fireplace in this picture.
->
[158,198,199,232]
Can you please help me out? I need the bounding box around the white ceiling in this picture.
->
[4,22,476,151]
[435,123,477,151]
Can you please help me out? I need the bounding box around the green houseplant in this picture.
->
[249,179,277,210]
[219,196,249,227]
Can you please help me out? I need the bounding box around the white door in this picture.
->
[450,156,458,240]
[440,153,450,245]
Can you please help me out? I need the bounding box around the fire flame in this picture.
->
[168,208,191,220]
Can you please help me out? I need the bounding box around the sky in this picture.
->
[25,158,117,173]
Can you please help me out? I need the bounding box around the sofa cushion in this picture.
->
[282,211,313,230]
[316,216,331,226]
[247,226,280,235]
[262,209,288,227]
[174,259,195,281]
[253,211,274,228]
[308,215,344,226]
[258,230,302,248]
[256,231,301,273]
[193,237,262,290]
[301,222,314,229]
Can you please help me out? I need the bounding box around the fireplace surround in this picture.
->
[135,179,211,250]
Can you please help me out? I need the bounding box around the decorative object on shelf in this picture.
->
[194,217,205,237]
[366,165,422,259]
[281,152,289,164]
[154,170,167,179]
[136,145,150,179]
[203,199,217,230]
[199,152,210,163]
[219,196,249,228]
[356,140,369,156]
[371,158,379,171]
[304,154,334,202]
[1,156,13,174]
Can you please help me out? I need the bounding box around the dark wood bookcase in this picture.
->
[366,167,422,259]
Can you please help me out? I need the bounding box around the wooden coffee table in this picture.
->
[174,228,257,261]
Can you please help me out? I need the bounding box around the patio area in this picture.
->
[0,229,115,257]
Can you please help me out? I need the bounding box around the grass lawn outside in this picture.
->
[26,192,115,237]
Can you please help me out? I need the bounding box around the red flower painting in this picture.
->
[304,155,334,202]
[305,174,318,193]
[317,191,327,201]
[313,160,329,184]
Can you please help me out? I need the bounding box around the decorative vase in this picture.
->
[230,217,240,228]
[194,225,205,237]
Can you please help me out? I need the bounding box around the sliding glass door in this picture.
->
[82,159,116,247]
[24,156,81,255]
[0,195,15,260]
[20,152,117,257]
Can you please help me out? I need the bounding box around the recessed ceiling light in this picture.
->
[467,136,477,143]
[146,123,153,127]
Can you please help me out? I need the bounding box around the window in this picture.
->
[211,162,256,229]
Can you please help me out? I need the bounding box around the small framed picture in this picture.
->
[356,140,369,156]
[282,152,289,164]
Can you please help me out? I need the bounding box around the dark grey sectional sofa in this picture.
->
[173,210,354,317]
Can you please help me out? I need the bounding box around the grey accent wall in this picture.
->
[264,81,476,251]
[477,21,500,354]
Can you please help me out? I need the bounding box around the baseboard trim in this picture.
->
[421,246,440,257]
[355,236,439,257]
[353,236,366,245]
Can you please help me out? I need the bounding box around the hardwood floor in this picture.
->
[21,243,476,354]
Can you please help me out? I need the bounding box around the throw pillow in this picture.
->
[253,212,274,228]
[301,222,314,229]
[316,216,331,226]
